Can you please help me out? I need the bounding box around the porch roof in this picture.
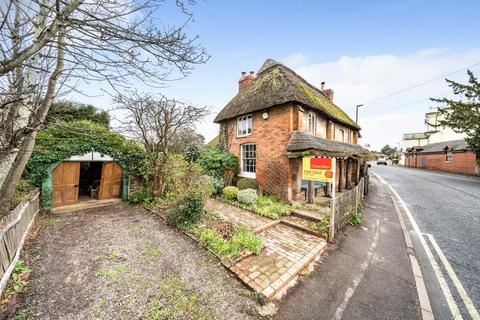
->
[286,131,369,158]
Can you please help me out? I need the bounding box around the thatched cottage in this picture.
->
[214,59,369,201]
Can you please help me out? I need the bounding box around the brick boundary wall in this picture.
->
[416,151,478,175]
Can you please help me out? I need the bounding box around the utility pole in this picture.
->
[355,104,363,124]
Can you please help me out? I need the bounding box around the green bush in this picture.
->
[237,178,257,190]
[209,176,224,195]
[193,225,263,260]
[237,188,257,204]
[128,187,153,204]
[222,186,239,200]
[167,194,205,228]
[253,195,291,219]
[196,147,238,178]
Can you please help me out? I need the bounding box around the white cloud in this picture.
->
[281,48,480,150]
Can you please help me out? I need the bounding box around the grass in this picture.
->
[95,264,129,281]
[141,245,162,261]
[192,225,263,261]
[350,212,362,226]
[144,278,214,320]
[106,251,119,260]
[218,195,291,220]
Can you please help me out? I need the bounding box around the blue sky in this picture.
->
[74,0,480,150]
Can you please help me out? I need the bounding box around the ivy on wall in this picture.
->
[26,120,146,187]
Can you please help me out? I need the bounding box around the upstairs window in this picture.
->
[308,112,316,134]
[339,129,345,142]
[240,144,256,178]
[446,151,453,162]
[237,114,252,137]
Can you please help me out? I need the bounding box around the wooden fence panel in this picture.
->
[0,193,39,295]
[331,177,365,235]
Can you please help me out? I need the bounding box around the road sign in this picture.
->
[302,157,336,182]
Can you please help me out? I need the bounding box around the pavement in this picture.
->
[276,174,422,320]
[370,165,480,320]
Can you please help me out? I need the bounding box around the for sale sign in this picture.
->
[302,157,336,182]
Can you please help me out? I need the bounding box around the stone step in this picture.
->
[291,208,328,222]
[280,216,325,238]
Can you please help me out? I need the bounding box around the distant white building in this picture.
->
[400,107,466,165]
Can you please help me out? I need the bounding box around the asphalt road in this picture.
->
[370,164,480,319]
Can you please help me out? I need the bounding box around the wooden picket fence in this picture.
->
[0,192,39,295]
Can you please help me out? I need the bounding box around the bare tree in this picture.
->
[114,92,208,196]
[0,0,208,215]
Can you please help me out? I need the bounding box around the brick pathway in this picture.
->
[206,199,327,299]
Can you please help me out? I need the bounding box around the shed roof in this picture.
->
[417,139,469,153]
[214,59,360,130]
[286,131,368,158]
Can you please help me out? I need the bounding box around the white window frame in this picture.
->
[239,143,256,179]
[237,114,253,137]
[307,112,316,134]
[339,129,345,142]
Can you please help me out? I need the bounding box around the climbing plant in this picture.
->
[25,120,146,187]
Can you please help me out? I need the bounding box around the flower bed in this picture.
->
[186,211,263,262]
[218,195,291,220]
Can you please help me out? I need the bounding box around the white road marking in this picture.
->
[426,234,480,320]
[334,219,380,320]
[371,172,462,320]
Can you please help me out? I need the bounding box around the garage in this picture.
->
[42,151,128,211]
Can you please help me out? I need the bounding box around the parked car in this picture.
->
[376,157,388,165]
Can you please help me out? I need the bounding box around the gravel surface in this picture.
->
[13,204,264,320]
[371,165,480,317]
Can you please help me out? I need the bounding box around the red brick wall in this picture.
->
[222,103,295,200]
[415,151,477,175]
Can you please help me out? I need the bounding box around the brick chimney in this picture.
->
[320,81,334,101]
[239,71,255,92]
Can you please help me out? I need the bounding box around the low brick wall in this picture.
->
[332,177,366,236]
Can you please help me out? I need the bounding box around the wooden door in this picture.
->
[99,162,123,200]
[52,162,80,208]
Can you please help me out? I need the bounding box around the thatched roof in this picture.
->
[286,131,368,158]
[214,59,360,130]
[205,135,219,148]
[417,139,468,153]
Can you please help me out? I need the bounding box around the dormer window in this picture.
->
[308,112,316,134]
[237,114,252,137]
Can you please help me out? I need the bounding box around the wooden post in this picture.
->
[345,158,351,190]
[307,180,314,204]
[338,159,343,192]
[328,157,337,242]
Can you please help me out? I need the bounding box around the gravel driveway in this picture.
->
[13,204,264,320]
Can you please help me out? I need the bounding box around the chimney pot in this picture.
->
[320,81,325,91]
[239,70,255,92]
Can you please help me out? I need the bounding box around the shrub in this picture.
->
[163,155,212,203]
[222,186,239,200]
[167,194,205,228]
[237,178,257,190]
[237,188,257,204]
[253,195,291,219]
[209,176,224,195]
[196,147,238,178]
[194,225,263,260]
[128,186,153,204]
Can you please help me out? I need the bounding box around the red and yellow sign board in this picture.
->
[302,157,336,182]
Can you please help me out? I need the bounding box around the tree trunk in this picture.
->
[0,25,65,217]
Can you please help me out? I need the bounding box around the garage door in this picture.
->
[52,162,80,208]
[99,162,123,200]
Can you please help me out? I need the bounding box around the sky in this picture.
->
[71,0,480,151]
